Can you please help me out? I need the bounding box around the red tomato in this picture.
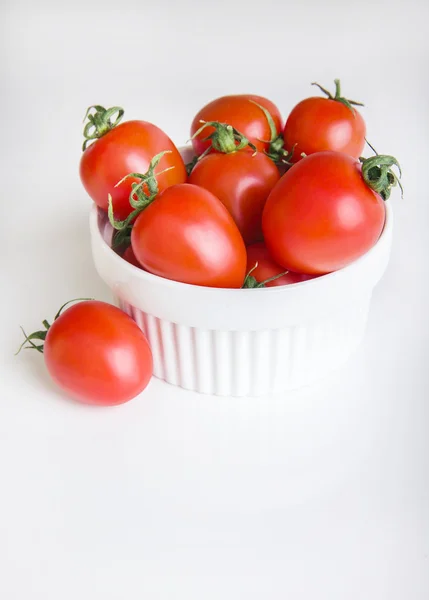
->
[246,243,316,286]
[26,301,153,405]
[284,80,366,161]
[191,95,283,156]
[131,183,247,288]
[188,152,280,244]
[122,245,142,268]
[80,114,187,221]
[262,151,386,275]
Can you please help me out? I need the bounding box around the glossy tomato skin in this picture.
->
[80,121,187,221]
[284,97,366,161]
[262,151,386,275]
[188,152,280,244]
[191,95,283,156]
[44,301,153,405]
[246,243,316,286]
[131,183,247,288]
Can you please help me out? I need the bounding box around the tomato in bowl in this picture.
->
[89,147,393,397]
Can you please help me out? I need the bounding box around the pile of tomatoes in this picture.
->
[18,80,402,407]
[80,79,401,289]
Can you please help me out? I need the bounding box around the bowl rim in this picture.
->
[90,199,392,296]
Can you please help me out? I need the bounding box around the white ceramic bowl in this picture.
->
[89,155,393,397]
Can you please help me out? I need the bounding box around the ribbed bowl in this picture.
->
[89,196,392,397]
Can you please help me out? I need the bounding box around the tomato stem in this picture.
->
[191,120,256,157]
[311,82,333,99]
[108,151,173,247]
[360,154,403,201]
[280,143,297,165]
[365,138,379,156]
[16,299,93,355]
[249,100,277,141]
[248,100,288,165]
[242,262,289,288]
[82,105,124,151]
[311,79,364,115]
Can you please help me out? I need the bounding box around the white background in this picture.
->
[1,0,429,598]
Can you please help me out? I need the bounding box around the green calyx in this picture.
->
[311,79,364,115]
[248,100,287,164]
[108,151,173,248]
[360,154,403,201]
[192,120,257,159]
[242,262,288,288]
[16,298,93,354]
[82,105,124,151]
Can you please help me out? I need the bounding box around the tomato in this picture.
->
[131,183,247,288]
[122,245,142,268]
[284,80,366,161]
[246,243,316,286]
[19,300,153,406]
[191,95,283,156]
[262,151,389,275]
[79,106,187,220]
[188,151,280,244]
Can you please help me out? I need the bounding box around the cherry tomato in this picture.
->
[131,183,247,288]
[80,106,187,221]
[20,301,153,406]
[188,151,280,244]
[246,243,316,286]
[284,80,366,161]
[191,95,283,156]
[262,151,389,275]
[122,245,142,268]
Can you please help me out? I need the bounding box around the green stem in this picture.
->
[16,298,93,355]
[108,151,173,241]
[311,81,333,99]
[248,100,287,164]
[242,262,289,288]
[281,143,297,165]
[249,100,278,145]
[365,138,378,155]
[82,105,124,151]
[334,79,342,99]
[191,120,256,156]
[311,79,364,115]
[360,154,403,201]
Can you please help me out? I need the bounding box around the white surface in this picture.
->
[1,1,428,598]
[91,201,393,395]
